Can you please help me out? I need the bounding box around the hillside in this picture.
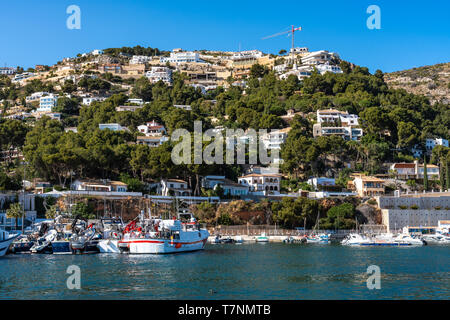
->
[384,62,450,105]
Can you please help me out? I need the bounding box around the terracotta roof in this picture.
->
[393,163,415,169]
[357,176,385,182]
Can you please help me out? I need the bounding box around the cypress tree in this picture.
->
[423,156,428,191]
[440,157,445,190]
[446,158,450,191]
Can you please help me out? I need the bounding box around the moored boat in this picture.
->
[1,228,20,257]
[118,211,209,254]
[255,233,269,242]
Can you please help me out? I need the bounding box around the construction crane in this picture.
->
[262,25,302,63]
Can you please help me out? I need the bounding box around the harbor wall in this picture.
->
[382,209,450,232]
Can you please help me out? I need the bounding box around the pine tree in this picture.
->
[423,156,428,191]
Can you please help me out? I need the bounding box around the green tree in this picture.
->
[72,202,95,220]
[423,157,428,191]
[319,203,355,230]
[6,202,23,230]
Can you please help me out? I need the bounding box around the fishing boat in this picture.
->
[234,236,244,244]
[97,218,124,253]
[0,228,19,257]
[118,210,209,254]
[255,233,269,242]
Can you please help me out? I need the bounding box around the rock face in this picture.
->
[356,203,382,225]
[384,62,450,105]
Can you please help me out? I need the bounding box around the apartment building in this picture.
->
[390,161,441,180]
[130,55,153,64]
[316,64,343,74]
[313,109,363,141]
[350,175,385,197]
[36,94,58,112]
[160,51,200,63]
[301,50,340,66]
[0,67,15,75]
[145,66,172,85]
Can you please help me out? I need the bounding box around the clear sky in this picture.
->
[1,0,449,73]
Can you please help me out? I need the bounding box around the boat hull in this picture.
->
[51,241,72,254]
[118,237,208,254]
[0,234,19,257]
[97,239,121,253]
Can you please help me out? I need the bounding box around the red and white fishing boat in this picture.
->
[118,211,209,254]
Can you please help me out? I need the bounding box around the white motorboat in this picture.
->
[118,211,209,254]
[306,233,330,244]
[341,233,372,246]
[97,217,124,253]
[0,228,20,257]
[393,233,425,246]
[255,233,269,242]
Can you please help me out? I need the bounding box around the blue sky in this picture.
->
[1,0,449,73]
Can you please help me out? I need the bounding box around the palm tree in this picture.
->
[6,202,23,230]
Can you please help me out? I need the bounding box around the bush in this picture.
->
[398,205,408,210]
[410,204,419,210]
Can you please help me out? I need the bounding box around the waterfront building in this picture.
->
[351,175,385,197]
[71,179,128,192]
[159,179,191,196]
[201,175,249,197]
[378,192,450,232]
[238,173,282,195]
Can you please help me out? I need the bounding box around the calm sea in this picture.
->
[0,243,449,299]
